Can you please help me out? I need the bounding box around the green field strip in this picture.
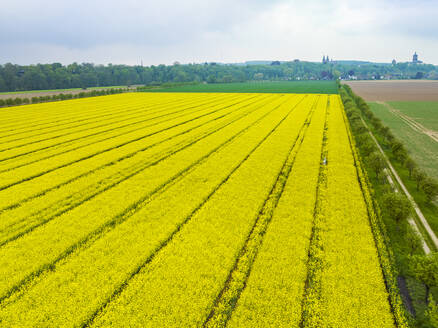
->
[0,95,296,303]
[0,93,215,144]
[0,96,258,191]
[87,97,312,327]
[369,102,438,180]
[0,95,271,244]
[0,95,271,211]
[301,97,394,327]
[388,101,438,132]
[203,96,322,328]
[225,97,326,328]
[0,93,229,158]
[0,94,244,172]
[0,96,308,327]
[142,81,339,94]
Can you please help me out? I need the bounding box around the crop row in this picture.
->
[0,94,276,245]
[88,95,313,327]
[300,96,395,327]
[0,94,266,195]
[226,95,327,327]
[0,93,201,145]
[204,95,322,327]
[0,94,308,326]
[0,95,300,308]
[0,93,192,131]
[0,96,271,214]
[0,93,233,164]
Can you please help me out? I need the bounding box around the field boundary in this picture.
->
[341,98,409,327]
[359,116,438,250]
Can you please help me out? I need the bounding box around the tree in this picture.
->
[382,192,411,228]
[422,178,438,203]
[404,157,417,179]
[410,253,438,300]
[390,140,404,154]
[415,71,424,79]
[413,169,427,191]
[405,227,422,256]
[380,126,391,139]
[368,152,385,179]
[361,139,377,157]
[390,140,408,162]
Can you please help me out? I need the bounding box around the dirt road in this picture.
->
[0,86,138,100]
[377,101,438,143]
[360,116,438,252]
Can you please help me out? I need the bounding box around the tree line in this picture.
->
[341,84,438,326]
[1,61,437,92]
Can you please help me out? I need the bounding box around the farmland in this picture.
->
[344,80,438,101]
[0,93,398,327]
[142,80,339,94]
[368,101,438,180]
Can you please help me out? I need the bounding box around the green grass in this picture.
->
[369,102,438,180]
[141,81,339,94]
[388,101,438,132]
[363,109,438,240]
[0,85,128,95]
[354,117,437,327]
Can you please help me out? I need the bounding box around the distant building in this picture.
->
[322,55,330,64]
[412,52,423,64]
[392,59,397,65]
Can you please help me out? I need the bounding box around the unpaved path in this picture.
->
[377,101,438,143]
[384,170,431,254]
[0,86,139,100]
[360,117,438,253]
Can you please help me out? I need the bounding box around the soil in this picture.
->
[344,80,438,101]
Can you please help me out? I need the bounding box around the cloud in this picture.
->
[0,0,437,65]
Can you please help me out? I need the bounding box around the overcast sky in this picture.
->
[1,0,437,66]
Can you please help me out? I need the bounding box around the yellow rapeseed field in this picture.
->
[0,93,402,327]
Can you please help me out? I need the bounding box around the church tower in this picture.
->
[413,52,418,63]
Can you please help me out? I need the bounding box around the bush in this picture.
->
[421,178,438,203]
[381,192,411,227]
